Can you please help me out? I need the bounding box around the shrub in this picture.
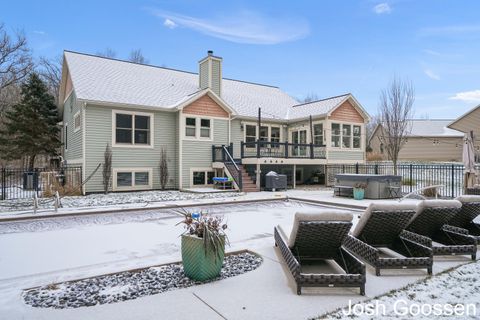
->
[366,152,384,161]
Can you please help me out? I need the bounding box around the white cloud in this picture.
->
[149,9,309,45]
[33,30,46,35]
[163,18,177,29]
[450,90,480,102]
[424,69,441,80]
[419,25,480,37]
[373,3,392,14]
[422,49,441,56]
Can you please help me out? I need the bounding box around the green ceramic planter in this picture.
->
[353,188,365,200]
[181,234,225,281]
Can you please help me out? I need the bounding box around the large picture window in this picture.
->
[114,111,152,146]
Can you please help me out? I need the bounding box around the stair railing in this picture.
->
[222,146,243,190]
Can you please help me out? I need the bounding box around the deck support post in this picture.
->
[293,164,296,189]
[256,163,261,189]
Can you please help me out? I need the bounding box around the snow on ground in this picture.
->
[320,260,480,319]
[0,190,239,213]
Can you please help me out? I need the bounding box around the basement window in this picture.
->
[114,169,152,190]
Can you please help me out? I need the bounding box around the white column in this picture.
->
[293,164,296,189]
[256,163,261,189]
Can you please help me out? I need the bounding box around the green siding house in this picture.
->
[58,50,370,193]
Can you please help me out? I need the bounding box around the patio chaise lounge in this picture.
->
[344,203,433,276]
[274,211,366,295]
[448,195,480,239]
[406,200,477,260]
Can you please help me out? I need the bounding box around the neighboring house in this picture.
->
[447,104,480,162]
[58,50,370,193]
[368,119,464,162]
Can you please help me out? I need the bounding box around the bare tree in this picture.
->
[102,144,112,194]
[302,92,319,103]
[159,147,169,190]
[128,49,149,64]
[0,23,33,91]
[377,76,415,174]
[96,48,116,58]
[37,55,62,105]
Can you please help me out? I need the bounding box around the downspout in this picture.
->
[82,101,87,195]
[178,110,183,189]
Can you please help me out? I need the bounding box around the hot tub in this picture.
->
[334,174,402,199]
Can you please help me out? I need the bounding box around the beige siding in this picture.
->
[182,118,229,187]
[369,133,463,162]
[211,59,221,96]
[84,105,178,192]
[63,91,83,161]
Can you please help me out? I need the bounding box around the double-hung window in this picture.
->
[353,125,361,149]
[245,125,256,148]
[342,124,351,148]
[270,127,280,147]
[114,112,152,146]
[313,124,323,145]
[184,117,212,139]
[331,123,341,148]
[73,111,81,132]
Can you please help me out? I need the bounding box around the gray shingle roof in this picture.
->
[64,51,358,121]
[408,119,464,137]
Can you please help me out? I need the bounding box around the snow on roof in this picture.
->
[287,94,350,120]
[407,119,464,137]
[64,51,299,120]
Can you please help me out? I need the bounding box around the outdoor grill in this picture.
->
[265,171,287,191]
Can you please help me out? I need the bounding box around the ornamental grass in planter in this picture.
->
[177,211,229,281]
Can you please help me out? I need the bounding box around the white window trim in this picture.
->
[352,124,362,149]
[242,122,283,147]
[73,111,81,133]
[330,120,364,150]
[312,122,324,145]
[190,167,216,187]
[183,115,214,141]
[112,110,154,148]
[287,120,326,144]
[112,168,153,191]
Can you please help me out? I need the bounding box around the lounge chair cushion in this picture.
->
[352,202,417,238]
[413,199,462,219]
[455,195,480,204]
[288,210,352,248]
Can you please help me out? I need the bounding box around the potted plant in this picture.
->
[353,182,367,200]
[177,211,228,281]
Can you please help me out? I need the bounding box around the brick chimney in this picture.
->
[199,50,222,97]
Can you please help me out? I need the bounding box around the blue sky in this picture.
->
[3,0,480,118]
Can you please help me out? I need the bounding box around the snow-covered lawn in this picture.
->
[321,260,480,319]
[0,190,239,213]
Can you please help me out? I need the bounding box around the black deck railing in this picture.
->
[0,166,83,200]
[241,141,326,159]
[211,144,242,190]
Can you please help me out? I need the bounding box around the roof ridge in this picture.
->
[291,93,350,107]
[64,50,280,89]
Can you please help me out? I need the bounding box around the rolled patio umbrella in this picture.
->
[463,132,477,192]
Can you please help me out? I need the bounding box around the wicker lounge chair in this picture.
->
[344,202,433,276]
[449,195,480,239]
[406,200,477,260]
[274,210,366,295]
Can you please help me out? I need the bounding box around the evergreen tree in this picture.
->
[0,73,61,169]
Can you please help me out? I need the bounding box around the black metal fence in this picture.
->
[326,163,480,198]
[241,141,326,159]
[0,166,83,200]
